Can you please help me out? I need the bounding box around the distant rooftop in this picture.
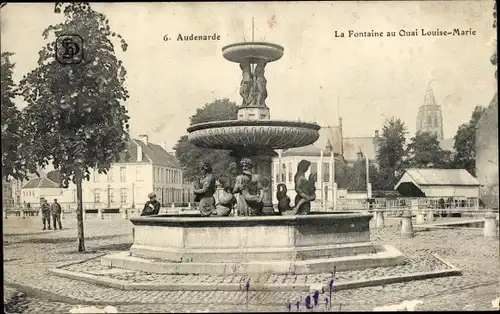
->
[21,177,60,189]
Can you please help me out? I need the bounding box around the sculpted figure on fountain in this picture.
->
[233,158,265,216]
[239,61,253,107]
[214,178,236,217]
[254,61,268,107]
[193,161,217,216]
[276,159,316,215]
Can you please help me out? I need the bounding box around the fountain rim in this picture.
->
[187,119,321,133]
[221,41,285,52]
[129,211,373,227]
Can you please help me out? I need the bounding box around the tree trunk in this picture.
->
[76,174,85,252]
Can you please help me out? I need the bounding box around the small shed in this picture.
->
[394,168,480,198]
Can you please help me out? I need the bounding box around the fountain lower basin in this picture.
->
[101,212,406,275]
[186,120,321,150]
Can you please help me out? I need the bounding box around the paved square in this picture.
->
[4,215,499,312]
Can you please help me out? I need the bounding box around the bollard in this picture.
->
[375,210,385,229]
[21,209,26,219]
[171,203,175,210]
[98,208,104,219]
[188,202,192,210]
[484,211,498,240]
[401,213,414,238]
[427,210,435,223]
[415,211,425,224]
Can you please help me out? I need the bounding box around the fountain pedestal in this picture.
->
[101,212,405,275]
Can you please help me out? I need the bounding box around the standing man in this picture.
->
[51,199,63,230]
[140,192,161,216]
[41,198,51,230]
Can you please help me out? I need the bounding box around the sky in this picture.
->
[1,1,497,151]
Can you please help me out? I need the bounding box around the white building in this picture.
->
[394,168,480,199]
[20,177,74,205]
[81,134,192,209]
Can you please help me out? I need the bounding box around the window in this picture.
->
[433,117,438,127]
[93,170,99,182]
[275,164,279,183]
[310,162,318,175]
[120,188,128,204]
[93,189,101,203]
[107,169,114,182]
[323,163,330,182]
[161,168,164,182]
[281,164,286,182]
[120,167,126,182]
[109,190,114,204]
[427,116,432,126]
[136,166,143,181]
[288,162,293,182]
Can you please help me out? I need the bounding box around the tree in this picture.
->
[375,117,407,189]
[18,3,130,252]
[451,106,486,175]
[1,52,36,181]
[404,131,449,168]
[174,99,239,184]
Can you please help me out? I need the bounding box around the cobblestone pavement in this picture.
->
[4,216,499,312]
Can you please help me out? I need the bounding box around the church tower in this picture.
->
[416,86,444,140]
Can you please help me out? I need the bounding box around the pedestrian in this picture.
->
[140,192,161,216]
[41,198,52,230]
[51,198,63,230]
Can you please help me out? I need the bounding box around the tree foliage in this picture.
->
[18,2,130,251]
[404,131,450,168]
[174,99,238,183]
[375,117,407,189]
[451,106,486,175]
[1,52,36,181]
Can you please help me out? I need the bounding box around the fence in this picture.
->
[333,197,481,211]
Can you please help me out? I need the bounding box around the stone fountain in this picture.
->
[101,40,405,275]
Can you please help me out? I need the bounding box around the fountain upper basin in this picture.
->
[222,42,284,63]
[187,119,321,150]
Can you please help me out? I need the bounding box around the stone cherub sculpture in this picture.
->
[233,158,264,216]
[214,178,236,217]
[276,159,317,215]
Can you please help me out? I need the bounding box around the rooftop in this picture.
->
[21,177,60,189]
[397,168,480,187]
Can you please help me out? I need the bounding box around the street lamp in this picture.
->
[107,184,111,209]
[131,183,135,209]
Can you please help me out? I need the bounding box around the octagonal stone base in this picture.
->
[101,212,405,275]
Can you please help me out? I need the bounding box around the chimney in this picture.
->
[136,141,143,162]
[138,134,148,146]
[163,142,169,152]
[375,130,379,138]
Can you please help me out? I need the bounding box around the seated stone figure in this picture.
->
[275,159,316,215]
[293,172,317,215]
[233,158,264,216]
[192,162,217,216]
